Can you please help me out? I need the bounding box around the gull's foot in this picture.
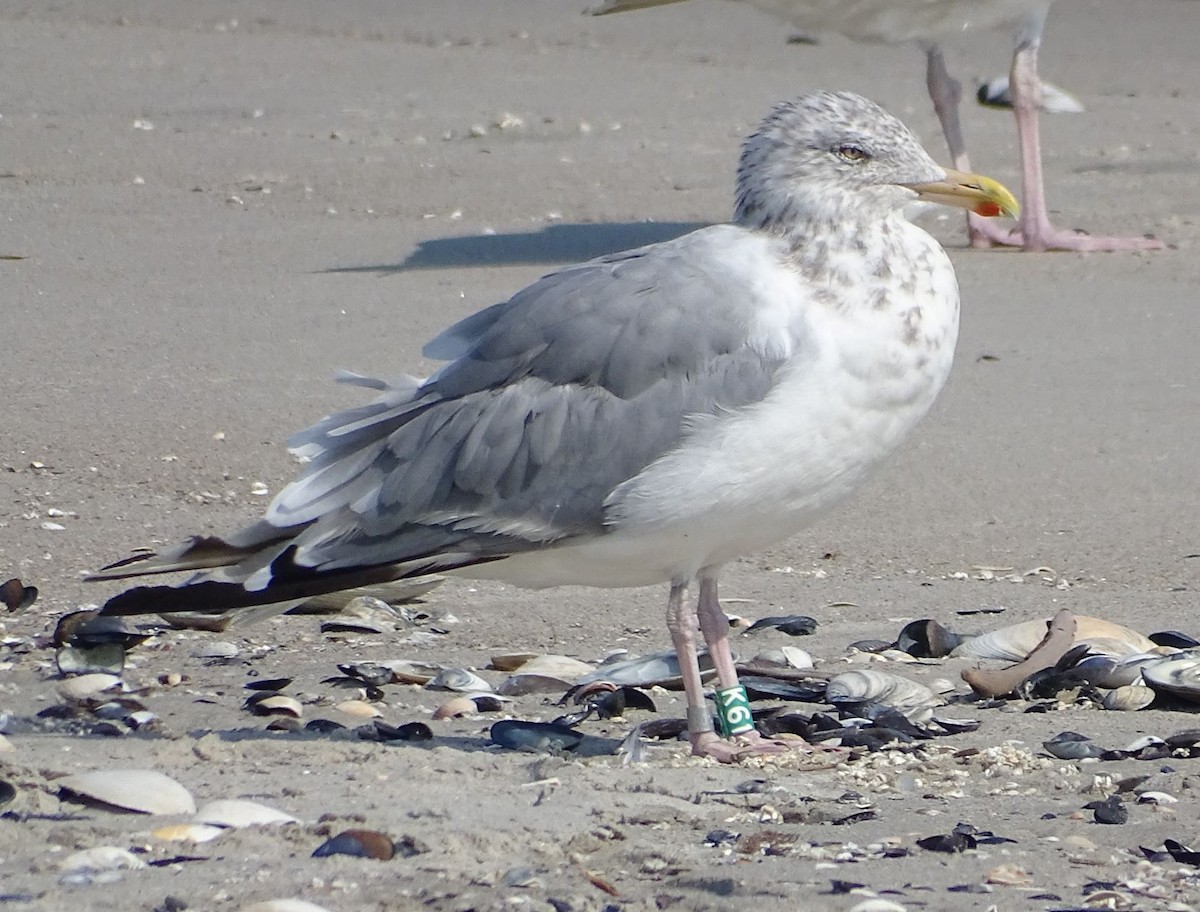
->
[690,729,793,764]
[968,215,1162,252]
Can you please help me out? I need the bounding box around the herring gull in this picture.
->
[92,92,1016,762]
[590,0,1161,253]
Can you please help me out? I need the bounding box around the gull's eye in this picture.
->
[834,144,870,163]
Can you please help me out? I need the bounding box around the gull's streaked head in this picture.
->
[735,91,1017,231]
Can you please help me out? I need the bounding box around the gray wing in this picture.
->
[266,226,810,574]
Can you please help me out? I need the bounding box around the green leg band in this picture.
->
[715,684,755,737]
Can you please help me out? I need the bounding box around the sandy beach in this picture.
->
[4,1,1200,909]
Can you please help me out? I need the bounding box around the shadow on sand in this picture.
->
[325,221,707,275]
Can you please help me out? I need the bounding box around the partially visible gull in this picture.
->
[93,92,1016,763]
[590,0,1161,253]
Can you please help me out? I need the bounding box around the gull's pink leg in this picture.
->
[968,37,1162,251]
[664,579,725,759]
[694,576,789,759]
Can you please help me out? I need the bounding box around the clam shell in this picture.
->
[574,649,719,689]
[751,646,814,670]
[498,673,575,696]
[248,694,303,718]
[194,799,298,828]
[432,697,477,720]
[334,700,382,719]
[952,616,1158,662]
[508,654,595,679]
[57,673,123,704]
[312,828,395,860]
[58,769,196,815]
[1143,656,1200,703]
[425,668,493,693]
[825,670,940,722]
[489,653,540,672]
[1102,684,1156,712]
[60,846,145,873]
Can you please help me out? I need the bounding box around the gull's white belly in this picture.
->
[465,286,958,590]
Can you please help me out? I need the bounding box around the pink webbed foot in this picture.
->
[689,728,794,764]
[969,212,1163,252]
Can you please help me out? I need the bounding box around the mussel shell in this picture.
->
[1042,731,1106,761]
[0,779,15,808]
[312,828,395,861]
[426,668,493,693]
[305,719,348,734]
[490,720,583,753]
[370,720,433,742]
[1071,653,1161,689]
[245,677,294,692]
[1,578,37,612]
[740,676,826,702]
[1149,630,1200,649]
[743,615,817,637]
[895,619,962,658]
[1143,656,1200,704]
[639,717,690,741]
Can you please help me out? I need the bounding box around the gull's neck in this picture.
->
[735,184,917,290]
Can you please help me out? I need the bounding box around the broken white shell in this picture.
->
[152,823,225,843]
[57,673,123,704]
[509,654,595,679]
[60,846,145,873]
[192,641,240,659]
[1137,791,1178,805]
[58,769,196,815]
[194,798,298,828]
[242,901,336,912]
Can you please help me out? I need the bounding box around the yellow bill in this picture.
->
[904,169,1019,219]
